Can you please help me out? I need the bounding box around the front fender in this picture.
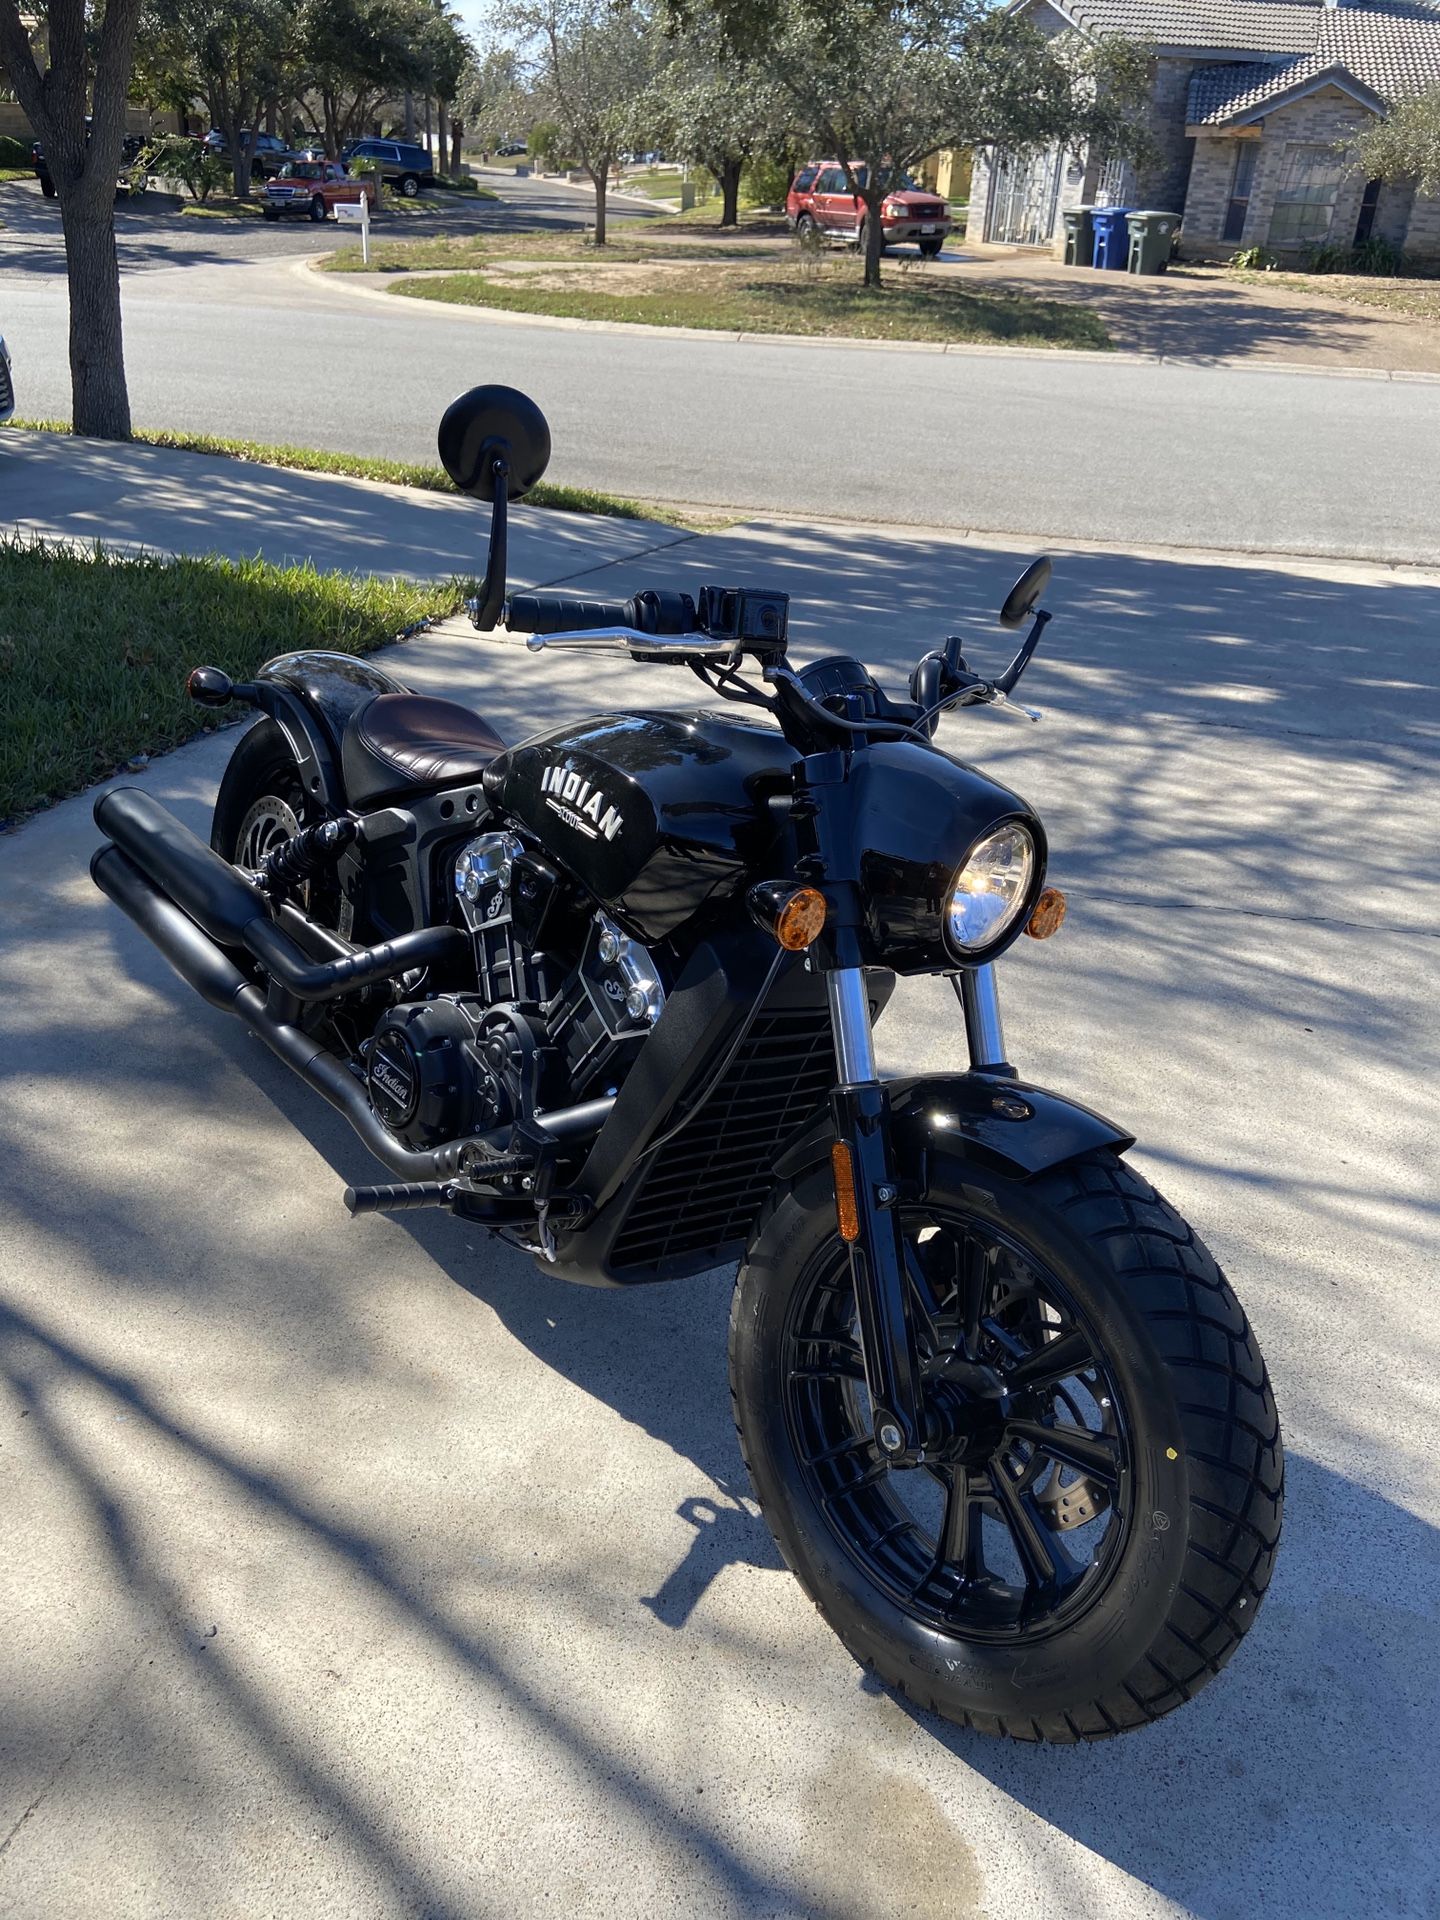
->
[774,1073,1134,1185]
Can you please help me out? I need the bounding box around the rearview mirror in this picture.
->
[998,556,1052,630]
[439,385,552,631]
[438,384,551,501]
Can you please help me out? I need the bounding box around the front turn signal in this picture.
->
[748,880,827,951]
[1025,887,1067,940]
[831,1141,860,1241]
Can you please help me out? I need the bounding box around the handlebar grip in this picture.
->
[506,590,634,636]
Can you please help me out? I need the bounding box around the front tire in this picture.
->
[310,195,328,222]
[730,1148,1282,1742]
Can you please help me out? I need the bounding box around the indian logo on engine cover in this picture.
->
[539,764,624,842]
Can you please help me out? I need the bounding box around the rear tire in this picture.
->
[398,173,420,197]
[730,1148,1282,1742]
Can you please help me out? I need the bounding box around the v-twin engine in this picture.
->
[363,829,665,1153]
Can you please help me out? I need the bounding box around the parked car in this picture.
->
[340,138,435,197]
[32,129,148,201]
[788,162,953,257]
[0,335,13,425]
[496,139,528,157]
[262,160,378,222]
[784,163,822,227]
[203,130,295,179]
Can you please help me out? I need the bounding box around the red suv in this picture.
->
[787,162,952,257]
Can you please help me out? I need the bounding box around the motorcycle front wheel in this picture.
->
[731,1148,1282,1742]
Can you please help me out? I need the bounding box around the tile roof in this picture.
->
[1062,0,1324,52]
[1183,1,1440,121]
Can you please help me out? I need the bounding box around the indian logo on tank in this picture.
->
[539,763,624,842]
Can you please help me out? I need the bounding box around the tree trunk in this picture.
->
[404,92,415,141]
[861,189,884,288]
[264,96,277,138]
[450,119,463,175]
[60,194,132,439]
[438,100,449,175]
[591,167,607,246]
[719,156,743,227]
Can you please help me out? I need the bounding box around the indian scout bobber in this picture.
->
[90,386,1283,1742]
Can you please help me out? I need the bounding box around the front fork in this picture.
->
[826,963,1009,1463]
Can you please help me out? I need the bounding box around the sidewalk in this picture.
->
[1,443,1437,1919]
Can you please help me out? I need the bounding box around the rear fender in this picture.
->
[774,1073,1134,1186]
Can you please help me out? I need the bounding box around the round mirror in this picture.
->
[998,556,1053,630]
[438,385,551,501]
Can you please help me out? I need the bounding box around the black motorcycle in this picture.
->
[91,386,1283,1742]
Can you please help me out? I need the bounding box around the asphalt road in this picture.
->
[1,452,1438,1917]
[3,175,1438,563]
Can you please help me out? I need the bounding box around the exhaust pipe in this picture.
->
[91,842,613,1183]
[93,788,468,999]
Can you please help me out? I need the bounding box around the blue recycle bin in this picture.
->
[1091,206,1133,271]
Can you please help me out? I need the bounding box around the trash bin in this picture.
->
[1090,207,1133,270]
[1126,210,1180,275]
[1061,206,1096,267]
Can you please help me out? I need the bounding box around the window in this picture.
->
[1093,154,1129,207]
[1267,142,1344,247]
[793,166,818,192]
[1222,141,1258,243]
[816,167,846,194]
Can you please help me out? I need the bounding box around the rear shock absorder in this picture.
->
[251,816,357,900]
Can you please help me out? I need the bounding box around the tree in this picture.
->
[647,14,785,226]
[138,0,296,196]
[1349,87,1440,197]
[507,0,654,244]
[0,0,147,437]
[296,0,420,157]
[685,0,1152,286]
[459,44,527,157]
[413,0,470,170]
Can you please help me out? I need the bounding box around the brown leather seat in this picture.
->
[341,693,506,807]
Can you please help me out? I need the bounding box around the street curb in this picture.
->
[300,257,1440,382]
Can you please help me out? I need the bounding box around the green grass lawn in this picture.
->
[1230,266,1440,322]
[390,261,1113,350]
[0,537,459,824]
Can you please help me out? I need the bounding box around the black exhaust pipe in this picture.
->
[91,843,613,1183]
[94,787,467,999]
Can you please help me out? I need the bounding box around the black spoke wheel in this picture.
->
[731,1148,1282,1742]
[784,1211,1132,1644]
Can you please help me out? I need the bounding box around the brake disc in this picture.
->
[1034,1462,1110,1532]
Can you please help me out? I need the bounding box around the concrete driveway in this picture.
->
[1,458,1437,1917]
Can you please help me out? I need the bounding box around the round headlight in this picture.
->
[945,822,1035,955]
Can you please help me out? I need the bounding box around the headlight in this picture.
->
[945,822,1035,955]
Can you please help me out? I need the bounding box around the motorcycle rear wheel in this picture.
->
[730,1148,1282,1742]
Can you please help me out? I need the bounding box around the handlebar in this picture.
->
[506,590,642,636]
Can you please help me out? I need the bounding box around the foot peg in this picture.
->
[344,1181,458,1216]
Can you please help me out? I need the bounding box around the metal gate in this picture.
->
[985,147,1063,246]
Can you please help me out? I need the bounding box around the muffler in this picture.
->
[91,841,613,1185]
[93,787,467,998]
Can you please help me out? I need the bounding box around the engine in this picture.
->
[363,829,665,1153]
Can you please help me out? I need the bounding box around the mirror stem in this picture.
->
[468,452,511,631]
[995,608,1050,695]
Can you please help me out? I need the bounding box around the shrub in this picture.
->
[1230,245,1278,270]
[1353,234,1404,275]
[742,154,793,209]
[151,136,231,202]
[0,133,31,167]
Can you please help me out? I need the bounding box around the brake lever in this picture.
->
[984,689,1042,723]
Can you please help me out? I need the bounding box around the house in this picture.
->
[966,0,1440,261]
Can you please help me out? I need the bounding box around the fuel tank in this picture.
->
[482,710,799,941]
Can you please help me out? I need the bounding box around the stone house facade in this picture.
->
[967,0,1440,262]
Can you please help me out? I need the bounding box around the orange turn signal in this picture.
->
[1025,887,1067,940]
[831,1141,860,1242]
[748,880,828,951]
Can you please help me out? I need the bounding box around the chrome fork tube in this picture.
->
[826,968,878,1084]
[956,964,1010,1073]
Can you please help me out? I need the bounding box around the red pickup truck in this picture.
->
[787,162,953,258]
[263,159,378,222]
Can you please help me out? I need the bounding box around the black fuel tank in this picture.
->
[482,710,799,940]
